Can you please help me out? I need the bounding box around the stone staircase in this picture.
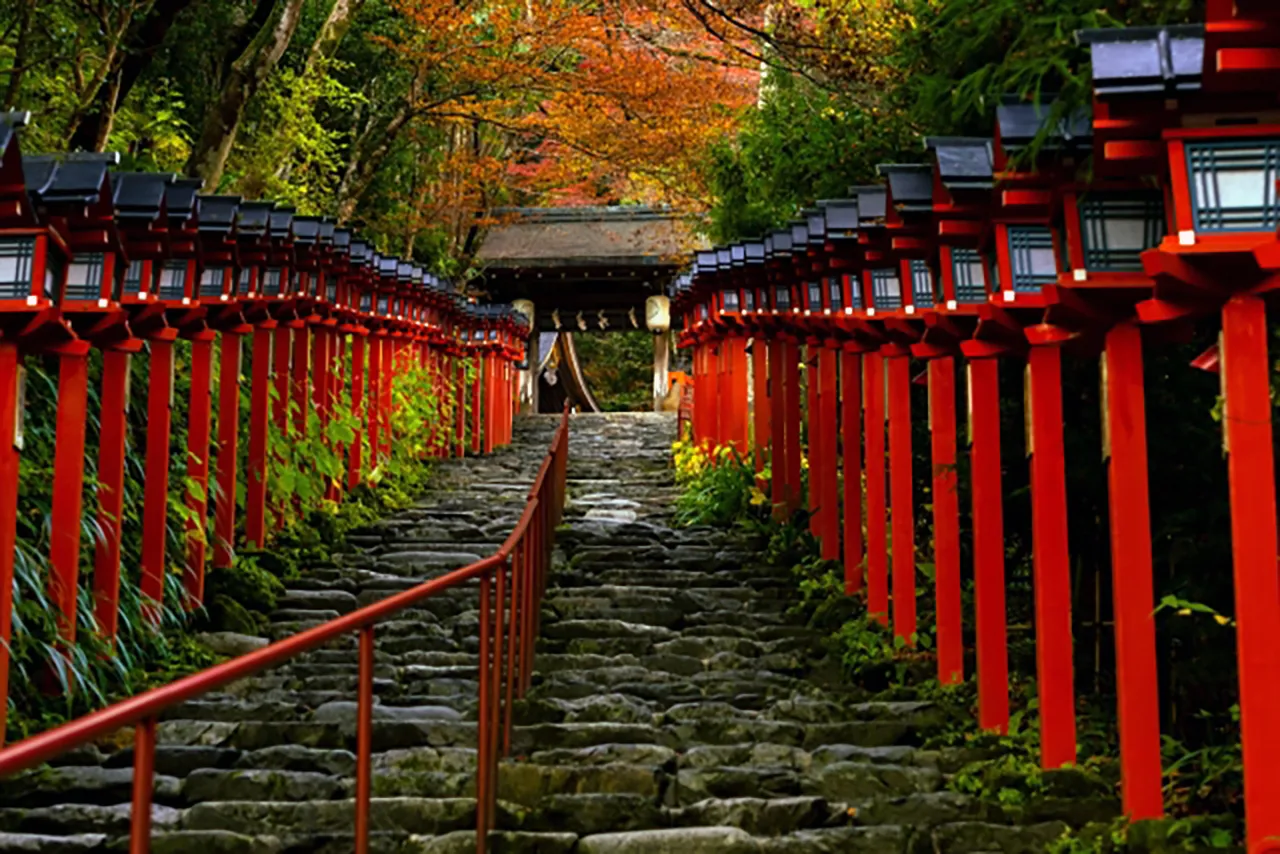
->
[0,413,1072,852]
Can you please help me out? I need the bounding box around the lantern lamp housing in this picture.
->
[1075,190,1167,271]
[871,267,902,310]
[195,195,239,301]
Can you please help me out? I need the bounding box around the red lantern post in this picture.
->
[24,154,130,638]
[1101,8,1280,838]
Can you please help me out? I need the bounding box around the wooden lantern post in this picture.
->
[105,169,190,624]
[688,252,717,451]
[978,99,1096,768]
[722,245,750,456]
[822,199,866,595]
[922,136,1010,732]
[342,239,375,486]
[740,242,770,473]
[796,212,841,560]
[232,201,279,547]
[145,176,217,608]
[0,113,84,739]
[23,155,129,640]
[1099,7,1280,842]
[853,183,921,641]
[194,195,249,571]
[880,161,967,683]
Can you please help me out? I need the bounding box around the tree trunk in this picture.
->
[334,103,412,221]
[67,0,197,152]
[185,0,307,188]
[1,0,34,111]
[306,0,366,73]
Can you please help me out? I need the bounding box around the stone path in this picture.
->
[0,413,1074,852]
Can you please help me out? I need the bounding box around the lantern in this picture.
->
[645,295,669,333]
[195,196,240,304]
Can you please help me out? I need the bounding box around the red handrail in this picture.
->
[0,407,571,854]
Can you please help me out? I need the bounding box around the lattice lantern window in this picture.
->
[1078,192,1166,271]
[910,259,936,308]
[0,235,65,305]
[871,268,901,310]
[950,248,988,304]
[1006,225,1061,291]
[1186,139,1280,233]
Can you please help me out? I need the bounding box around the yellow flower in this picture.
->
[749,487,767,506]
[1176,608,1192,616]
[1214,614,1232,626]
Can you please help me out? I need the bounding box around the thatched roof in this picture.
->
[477,206,697,269]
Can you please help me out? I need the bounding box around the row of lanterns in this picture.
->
[675,7,1280,850]
[0,111,529,742]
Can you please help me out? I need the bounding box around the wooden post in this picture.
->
[730,336,750,454]
[1102,322,1164,819]
[94,342,141,637]
[841,347,863,594]
[968,356,1009,733]
[817,343,840,560]
[864,350,888,624]
[367,332,382,468]
[213,330,244,568]
[1026,343,1077,768]
[752,337,770,473]
[140,331,179,619]
[471,351,483,455]
[782,337,802,514]
[929,356,963,684]
[245,323,274,546]
[183,331,216,607]
[0,340,23,744]
[1220,296,1280,850]
[769,338,788,516]
[653,331,669,414]
[347,330,366,489]
[885,347,915,645]
[48,341,92,640]
[806,339,822,536]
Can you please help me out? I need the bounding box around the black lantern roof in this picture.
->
[730,244,746,267]
[235,201,273,235]
[744,241,765,263]
[24,153,119,207]
[164,178,202,225]
[924,138,995,190]
[291,215,322,244]
[268,207,294,239]
[396,260,414,282]
[996,98,1093,149]
[877,165,933,212]
[1077,25,1204,97]
[769,229,793,256]
[789,220,809,246]
[851,186,887,225]
[348,240,371,264]
[715,247,732,269]
[820,199,859,236]
[318,218,335,242]
[332,227,352,249]
[111,171,174,222]
[804,209,826,244]
[197,195,240,233]
[377,255,398,278]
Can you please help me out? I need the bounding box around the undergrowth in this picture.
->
[8,349,462,742]
[670,435,1248,851]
